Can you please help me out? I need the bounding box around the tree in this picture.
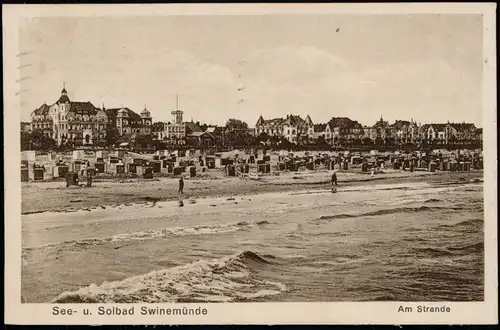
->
[226,119,248,130]
[105,126,120,147]
[385,137,395,147]
[297,134,310,146]
[29,129,57,150]
[316,135,329,149]
[225,119,250,147]
[278,137,294,150]
[152,122,165,132]
[255,132,271,147]
[362,137,373,146]
[20,131,31,151]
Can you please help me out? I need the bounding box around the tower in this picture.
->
[141,105,152,134]
[61,82,67,96]
[117,106,129,136]
[58,82,70,112]
[171,94,183,125]
[140,105,152,125]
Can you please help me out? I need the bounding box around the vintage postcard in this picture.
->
[3,3,497,325]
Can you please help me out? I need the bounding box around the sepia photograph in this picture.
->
[4,3,497,325]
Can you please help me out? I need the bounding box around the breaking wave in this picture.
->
[435,218,483,231]
[423,198,443,203]
[316,206,457,221]
[24,220,272,250]
[51,251,286,303]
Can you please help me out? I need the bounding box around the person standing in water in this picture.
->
[178,176,184,194]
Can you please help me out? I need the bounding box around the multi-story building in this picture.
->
[154,101,186,144]
[476,128,483,142]
[446,122,477,141]
[392,119,420,143]
[166,107,186,141]
[372,115,393,139]
[30,85,108,146]
[152,122,165,140]
[255,116,285,137]
[255,114,314,143]
[363,126,378,141]
[313,124,328,141]
[105,106,152,136]
[282,114,314,143]
[29,84,153,146]
[421,123,447,141]
[326,117,364,142]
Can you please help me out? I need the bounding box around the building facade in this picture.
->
[30,85,153,146]
[255,116,285,137]
[153,103,186,144]
[446,123,477,141]
[392,119,420,143]
[372,115,393,140]
[255,114,314,143]
[105,106,152,136]
[166,107,186,141]
[30,85,108,146]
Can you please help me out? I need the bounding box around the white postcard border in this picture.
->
[3,3,497,325]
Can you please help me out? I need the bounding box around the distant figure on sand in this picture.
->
[331,171,338,186]
[178,177,184,194]
[331,171,338,193]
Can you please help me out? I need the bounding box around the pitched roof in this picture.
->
[57,95,70,104]
[70,101,98,116]
[449,123,476,131]
[32,104,51,116]
[305,115,314,125]
[205,126,220,133]
[285,114,307,126]
[392,120,411,129]
[327,117,363,129]
[188,131,214,138]
[430,123,447,131]
[260,117,285,126]
[106,107,142,122]
[184,121,203,133]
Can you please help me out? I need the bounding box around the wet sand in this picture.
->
[21,170,482,214]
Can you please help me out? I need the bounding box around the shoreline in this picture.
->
[21,170,483,215]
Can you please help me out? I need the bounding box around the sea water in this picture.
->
[21,180,484,303]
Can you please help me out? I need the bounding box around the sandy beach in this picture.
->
[21,169,482,215]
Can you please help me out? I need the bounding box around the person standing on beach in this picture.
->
[178,176,184,194]
[331,171,338,186]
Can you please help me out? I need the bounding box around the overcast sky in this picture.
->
[19,14,483,127]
